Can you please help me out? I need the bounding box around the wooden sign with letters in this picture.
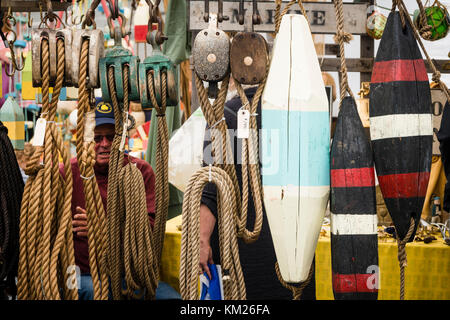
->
[188,1,369,34]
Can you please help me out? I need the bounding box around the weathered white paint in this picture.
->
[370,113,433,140]
[261,14,330,283]
[330,214,378,235]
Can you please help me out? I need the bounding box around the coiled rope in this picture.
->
[76,38,109,300]
[17,37,78,300]
[0,122,24,299]
[105,65,125,300]
[180,166,245,299]
[106,64,168,300]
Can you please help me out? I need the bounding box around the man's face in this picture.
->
[94,124,115,167]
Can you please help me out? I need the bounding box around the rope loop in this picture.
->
[275,262,314,300]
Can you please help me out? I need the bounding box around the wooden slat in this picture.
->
[188,1,369,34]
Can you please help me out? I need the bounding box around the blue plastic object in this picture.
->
[14,40,27,48]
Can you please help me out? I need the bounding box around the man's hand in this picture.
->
[199,238,214,280]
[199,204,216,280]
[72,206,88,237]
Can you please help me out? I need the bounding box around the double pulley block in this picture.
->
[32,27,105,89]
[99,26,140,102]
[97,25,178,110]
[139,48,178,110]
[192,5,268,99]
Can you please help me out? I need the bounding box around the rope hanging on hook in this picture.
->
[75,37,109,301]
[17,37,78,300]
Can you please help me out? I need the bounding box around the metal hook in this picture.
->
[65,6,83,27]
[217,0,229,23]
[27,11,33,28]
[3,8,25,77]
[73,14,85,26]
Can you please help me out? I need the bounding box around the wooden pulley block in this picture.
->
[192,13,230,98]
[32,28,73,87]
[230,32,268,85]
[71,29,105,89]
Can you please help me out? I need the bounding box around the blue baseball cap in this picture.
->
[95,98,115,127]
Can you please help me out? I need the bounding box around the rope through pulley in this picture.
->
[17,23,77,299]
[74,24,108,300]
[99,13,172,297]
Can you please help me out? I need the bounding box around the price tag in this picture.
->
[237,108,250,139]
[33,118,47,147]
[119,112,128,152]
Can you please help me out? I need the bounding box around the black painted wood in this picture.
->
[330,97,378,300]
[369,12,433,242]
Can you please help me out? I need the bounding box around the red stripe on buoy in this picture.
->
[331,167,375,188]
[371,59,428,83]
[332,273,378,293]
[378,171,430,198]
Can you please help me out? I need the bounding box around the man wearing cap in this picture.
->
[61,100,179,300]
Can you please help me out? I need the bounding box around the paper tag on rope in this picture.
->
[32,118,47,146]
[84,111,96,142]
[237,108,250,139]
[119,112,129,152]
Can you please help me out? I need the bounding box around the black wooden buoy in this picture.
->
[369,11,433,243]
[331,97,379,300]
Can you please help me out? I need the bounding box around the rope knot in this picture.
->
[419,25,433,41]
[432,71,441,83]
[333,31,353,44]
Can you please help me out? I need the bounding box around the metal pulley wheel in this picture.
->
[99,26,140,102]
[192,13,230,99]
[31,28,73,87]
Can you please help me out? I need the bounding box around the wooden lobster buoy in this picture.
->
[330,96,378,300]
[369,11,433,243]
[261,14,330,283]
